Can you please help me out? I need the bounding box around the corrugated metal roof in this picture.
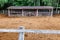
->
[7,6,53,9]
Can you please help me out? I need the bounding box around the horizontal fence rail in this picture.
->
[0,29,60,34]
[0,26,60,40]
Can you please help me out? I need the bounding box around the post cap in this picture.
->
[19,26,24,29]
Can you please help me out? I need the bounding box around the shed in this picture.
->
[7,6,53,16]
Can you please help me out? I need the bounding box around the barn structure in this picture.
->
[7,6,53,16]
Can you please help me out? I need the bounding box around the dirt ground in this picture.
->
[0,14,60,40]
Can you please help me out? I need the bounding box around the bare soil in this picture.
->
[0,14,60,40]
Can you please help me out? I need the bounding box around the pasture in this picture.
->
[0,14,60,40]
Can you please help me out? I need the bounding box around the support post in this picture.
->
[58,10,60,14]
[8,9,10,16]
[49,9,51,16]
[18,26,25,40]
[22,10,24,16]
[36,9,38,16]
[51,8,53,16]
[56,8,57,14]
[3,10,4,14]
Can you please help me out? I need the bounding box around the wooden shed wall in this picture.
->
[10,9,22,16]
[23,9,37,16]
[7,6,53,16]
[38,9,51,16]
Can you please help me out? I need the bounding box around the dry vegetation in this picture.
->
[0,14,60,40]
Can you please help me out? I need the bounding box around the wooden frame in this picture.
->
[7,6,53,16]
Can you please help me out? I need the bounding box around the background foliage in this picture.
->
[0,0,60,9]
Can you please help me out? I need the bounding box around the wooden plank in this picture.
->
[8,6,53,9]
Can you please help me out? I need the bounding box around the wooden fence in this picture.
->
[0,10,8,14]
[0,26,60,40]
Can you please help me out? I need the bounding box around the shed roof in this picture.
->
[7,6,53,9]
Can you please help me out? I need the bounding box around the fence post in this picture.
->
[3,10,4,14]
[18,26,25,40]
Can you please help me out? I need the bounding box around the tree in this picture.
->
[0,0,8,7]
[34,0,40,6]
[0,0,60,9]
